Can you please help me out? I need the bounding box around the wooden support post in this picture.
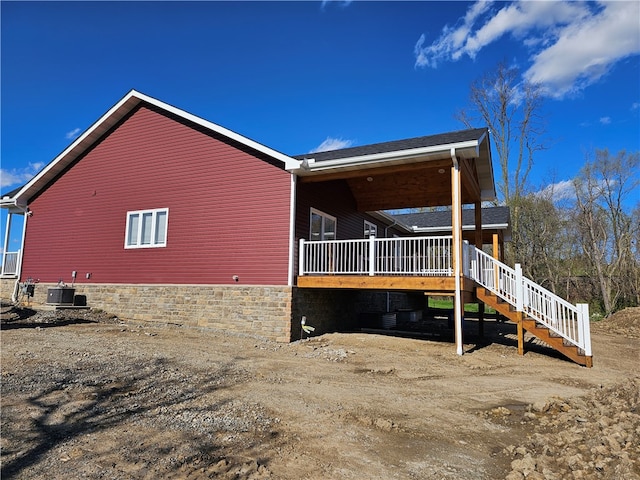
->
[474,201,484,337]
[474,201,482,248]
[451,152,464,356]
[517,316,525,356]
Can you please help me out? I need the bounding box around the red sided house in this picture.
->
[0,90,592,366]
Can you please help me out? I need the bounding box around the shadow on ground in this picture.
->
[1,353,263,478]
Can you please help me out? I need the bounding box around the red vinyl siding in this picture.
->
[22,105,292,285]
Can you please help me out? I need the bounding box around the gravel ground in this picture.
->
[1,303,639,479]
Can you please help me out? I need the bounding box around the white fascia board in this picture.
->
[11,91,142,205]
[366,211,413,233]
[12,90,301,206]
[411,222,509,233]
[297,140,480,175]
[133,91,302,171]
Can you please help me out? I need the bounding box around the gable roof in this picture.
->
[2,91,497,209]
[294,128,488,162]
[2,89,301,207]
[291,127,496,202]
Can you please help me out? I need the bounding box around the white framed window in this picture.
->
[310,208,336,241]
[364,220,378,238]
[125,208,168,249]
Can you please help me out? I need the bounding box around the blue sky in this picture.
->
[1,1,639,249]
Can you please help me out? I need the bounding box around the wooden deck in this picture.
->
[296,274,477,297]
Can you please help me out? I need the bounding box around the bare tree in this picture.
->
[457,62,547,265]
[456,61,546,204]
[572,149,640,315]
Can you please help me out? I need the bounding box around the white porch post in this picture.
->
[368,235,376,276]
[579,303,592,357]
[298,238,305,277]
[451,149,464,356]
[515,263,524,312]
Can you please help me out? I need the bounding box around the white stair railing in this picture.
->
[468,245,591,356]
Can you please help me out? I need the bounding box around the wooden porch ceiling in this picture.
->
[298,158,482,211]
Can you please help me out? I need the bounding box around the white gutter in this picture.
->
[365,210,413,234]
[411,223,509,233]
[296,140,480,174]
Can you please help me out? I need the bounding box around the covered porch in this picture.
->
[291,128,496,356]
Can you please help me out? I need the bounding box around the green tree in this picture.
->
[572,149,640,315]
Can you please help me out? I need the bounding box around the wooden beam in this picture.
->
[296,275,478,292]
[517,320,525,356]
[298,158,453,183]
[451,158,464,356]
[474,201,482,248]
[460,158,481,202]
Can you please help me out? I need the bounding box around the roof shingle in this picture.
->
[294,127,488,162]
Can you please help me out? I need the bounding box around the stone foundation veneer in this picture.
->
[4,281,294,342]
[1,278,426,342]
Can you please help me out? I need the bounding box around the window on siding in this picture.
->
[364,220,378,238]
[125,208,168,248]
[310,208,336,241]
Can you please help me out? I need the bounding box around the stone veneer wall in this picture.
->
[10,282,294,342]
[1,278,19,302]
[1,278,430,341]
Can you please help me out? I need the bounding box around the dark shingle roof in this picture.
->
[293,128,488,161]
[392,206,510,229]
[1,186,22,199]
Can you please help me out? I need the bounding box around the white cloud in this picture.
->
[599,116,611,125]
[1,162,44,189]
[632,102,640,111]
[415,0,494,68]
[415,1,640,98]
[65,127,81,140]
[321,0,352,9]
[524,2,640,97]
[536,179,575,202]
[310,137,354,153]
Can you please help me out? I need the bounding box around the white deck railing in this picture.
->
[468,246,591,356]
[1,250,20,276]
[299,236,453,277]
[298,236,591,356]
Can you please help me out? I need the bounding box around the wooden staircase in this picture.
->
[476,287,593,368]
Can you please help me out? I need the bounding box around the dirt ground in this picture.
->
[1,304,638,480]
